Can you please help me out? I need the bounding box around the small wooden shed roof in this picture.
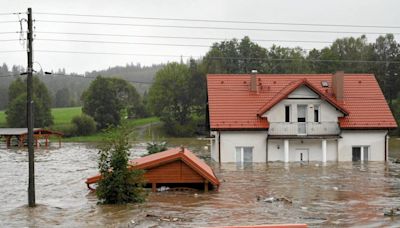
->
[86,147,220,190]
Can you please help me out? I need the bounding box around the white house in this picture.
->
[207,71,397,163]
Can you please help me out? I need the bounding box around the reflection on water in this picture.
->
[1,140,400,227]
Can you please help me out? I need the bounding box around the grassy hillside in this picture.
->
[51,107,82,127]
[0,107,160,142]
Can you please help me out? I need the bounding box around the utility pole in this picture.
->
[27,7,35,207]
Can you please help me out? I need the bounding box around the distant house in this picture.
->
[207,71,397,163]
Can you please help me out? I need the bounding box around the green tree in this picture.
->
[82,76,142,130]
[6,76,53,127]
[147,62,196,136]
[96,125,147,204]
[54,87,71,107]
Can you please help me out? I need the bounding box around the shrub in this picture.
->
[146,141,167,155]
[96,125,147,204]
[71,114,97,136]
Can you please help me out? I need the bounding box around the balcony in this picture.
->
[268,122,340,136]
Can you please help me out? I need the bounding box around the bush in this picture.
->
[71,114,97,136]
[162,117,197,137]
[96,125,147,204]
[146,141,167,155]
[51,124,77,137]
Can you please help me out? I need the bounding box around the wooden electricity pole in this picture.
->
[27,7,35,207]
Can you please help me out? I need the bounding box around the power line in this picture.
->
[36,31,333,44]
[36,38,211,48]
[48,73,153,84]
[0,21,19,24]
[35,12,400,29]
[34,49,400,64]
[0,39,22,42]
[36,49,189,57]
[0,50,25,53]
[36,19,400,35]
[0,31,18,34]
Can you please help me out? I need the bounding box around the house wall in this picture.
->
[262,86,344,123]
[210,130,388,162]
[338,130,387,161]
[212,131,268,162]
[267,139,337,161]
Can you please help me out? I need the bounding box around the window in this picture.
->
[321,81,329,87]
[314,105,320,122]
[352,146,369,161]
[235,147,253,163]
[285,105,291,122]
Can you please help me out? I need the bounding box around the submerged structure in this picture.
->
[207,71,397,163]
[0,128,63,148]
[86,147,220,191]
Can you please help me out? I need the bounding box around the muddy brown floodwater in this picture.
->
[1,139,400,227]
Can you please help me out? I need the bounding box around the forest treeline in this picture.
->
[0,63,163,110]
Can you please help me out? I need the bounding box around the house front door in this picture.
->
[297,105,307,135]
[295,148,309,162]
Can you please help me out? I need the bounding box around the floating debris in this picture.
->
[261,196,292,204]
[145,214,185,222]
[384,208,400,216]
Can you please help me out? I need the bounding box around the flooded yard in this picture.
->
[1,138,400,227]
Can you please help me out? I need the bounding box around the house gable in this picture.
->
[262,86,344,123]
[287,85,319,99]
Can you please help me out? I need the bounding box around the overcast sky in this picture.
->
[1,0,399,74]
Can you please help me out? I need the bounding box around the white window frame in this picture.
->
[235,146,253,163]
[352,145,370,161]
[314,104,321,123]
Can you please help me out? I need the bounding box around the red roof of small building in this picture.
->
[86,147,220,187]
[207,74,397,130]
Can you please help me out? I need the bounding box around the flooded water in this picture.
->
[1,137,400,227]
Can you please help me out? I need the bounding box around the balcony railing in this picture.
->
[268,122,340,135]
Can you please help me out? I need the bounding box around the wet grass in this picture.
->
[390,137,400,159]
[51,107,82,126]
[0,111,6,127]
[63,117,160,143]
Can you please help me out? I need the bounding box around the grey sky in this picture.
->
[1,0,399,74]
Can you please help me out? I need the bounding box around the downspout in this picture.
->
[218,131,221,164]
[266,136,269,163]
[385,131,388,162]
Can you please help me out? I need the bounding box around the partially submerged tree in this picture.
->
[6,76,53,127]
[146,141,168,155]
[96,125,147,204]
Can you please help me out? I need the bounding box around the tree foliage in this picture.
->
[147,63,197,136]
[71,114,97,136]
[6,76,53,127]
[96,125,147,204]
[82,76,144,130]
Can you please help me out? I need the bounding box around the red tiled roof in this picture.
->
[86,147,220,187]
[207,74,397,130]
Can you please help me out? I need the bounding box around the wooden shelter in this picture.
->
[86,147,220,192]
[0,128,63,148]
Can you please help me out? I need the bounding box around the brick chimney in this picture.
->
[250,70,258,92]
[332,71,344,101]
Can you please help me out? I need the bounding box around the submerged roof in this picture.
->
[86,147,220,187]
[207,74,397,130]
[129,147,220,186]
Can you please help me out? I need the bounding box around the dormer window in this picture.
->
[314,105,320,122]
[285,105,291,122]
